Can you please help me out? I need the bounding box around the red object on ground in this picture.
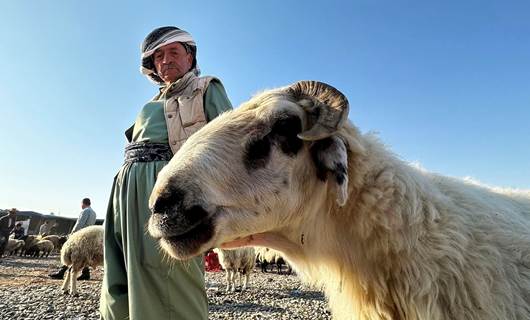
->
[205,251,222,272]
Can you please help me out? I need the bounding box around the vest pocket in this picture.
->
[178,93,206,128]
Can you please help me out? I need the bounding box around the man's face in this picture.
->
[81,202,87,209]
[153,42,193,84]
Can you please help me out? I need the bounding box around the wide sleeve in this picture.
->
[203,79,233,122]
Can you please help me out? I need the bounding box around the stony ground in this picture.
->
[0,254,331,319]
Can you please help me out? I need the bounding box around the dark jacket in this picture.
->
[0,214,16,235]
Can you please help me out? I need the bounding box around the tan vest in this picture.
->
[162,76,215,154]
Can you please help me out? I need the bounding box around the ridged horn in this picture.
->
[286,81,349,141]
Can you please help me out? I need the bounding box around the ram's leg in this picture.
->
[243,273,250,291]
[225,269,232,292]
[237,271,242,290]
[70,268,79,296]
[61,268,71,293]
[230,270,236,292]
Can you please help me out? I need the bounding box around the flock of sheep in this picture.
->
[5,225,290,297]
[4,234,67,258]
[3,226,105,296]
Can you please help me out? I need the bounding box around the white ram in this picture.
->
[148,81,530,320]
[213,247,255,292]
[60,225,103,295]
[255,247,292,274]
[4,239,24,256]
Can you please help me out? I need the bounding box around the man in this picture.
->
[49,198,96,280]
[0,208,17,259]
[12,222,25,240]
[100,26,232,320]
[71,198,97,233]
[39,220,51,236]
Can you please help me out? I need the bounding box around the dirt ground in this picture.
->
[0,254,331,319]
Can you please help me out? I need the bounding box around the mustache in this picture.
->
[161,64,180,72]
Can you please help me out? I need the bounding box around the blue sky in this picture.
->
[1,1,529,218]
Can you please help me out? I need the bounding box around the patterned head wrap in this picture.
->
[140,26,200,85]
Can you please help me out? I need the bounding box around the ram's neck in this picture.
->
[284,128,444,319]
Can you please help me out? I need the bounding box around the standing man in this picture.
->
[0,208,17,259]
[100,26,232,320]
[39,220,51,236]
[71,198,97,233]
[49,198,96,280]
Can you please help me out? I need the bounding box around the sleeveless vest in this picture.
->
[163,75,215,154]
[125,74,216,155]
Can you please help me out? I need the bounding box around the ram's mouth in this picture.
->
[159,218,216,260]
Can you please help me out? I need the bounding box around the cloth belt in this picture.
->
[124,142,173,163]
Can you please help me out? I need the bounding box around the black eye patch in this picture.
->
[244,135,271,170]
[243,114,303,171]
[270,115,303,156]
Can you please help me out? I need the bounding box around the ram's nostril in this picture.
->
[150,186,186,215]
[151,196,171,215]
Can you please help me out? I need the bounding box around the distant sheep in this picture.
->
[149,81,530,320]
[61,225,103,295]
[43,235,68,252]
[214,247,255,292]
[4,239,24,256]
[31,239,54,258]
[20,235,39,256]
[256,247,292,275]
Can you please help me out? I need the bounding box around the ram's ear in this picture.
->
[310,136,349,206]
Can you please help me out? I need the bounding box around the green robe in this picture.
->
[100,80,232,320]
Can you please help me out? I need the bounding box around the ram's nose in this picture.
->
[149,180,186,214]
[148,185,212,239]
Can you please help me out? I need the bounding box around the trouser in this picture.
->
[56,265,90,275]
[99,175,208,320]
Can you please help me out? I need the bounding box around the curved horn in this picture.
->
[287,81,349,141]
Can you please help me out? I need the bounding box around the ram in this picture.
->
[60,225,103,295]
[148,81,530,320]
[255,247,291,275]
[213,247,255,292]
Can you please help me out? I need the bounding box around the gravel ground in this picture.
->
[0,255,331,319]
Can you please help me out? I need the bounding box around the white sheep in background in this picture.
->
[214,247,255,292]
[148,81,530,320]
[61,225,103,295]
[4,239,24,256]
[255,247,292,274]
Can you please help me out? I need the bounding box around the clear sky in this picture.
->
[1,1,529,218]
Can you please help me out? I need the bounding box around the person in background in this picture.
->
[12,222,25,240]
[39,220,51,236]
[99,26,232,320]
[49,198,96,280]
[0,208,17,259]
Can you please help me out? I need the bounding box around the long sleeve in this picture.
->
[71,209,89,233]
[203,79,233,122]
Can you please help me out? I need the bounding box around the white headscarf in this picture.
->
[140,27,200,85]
